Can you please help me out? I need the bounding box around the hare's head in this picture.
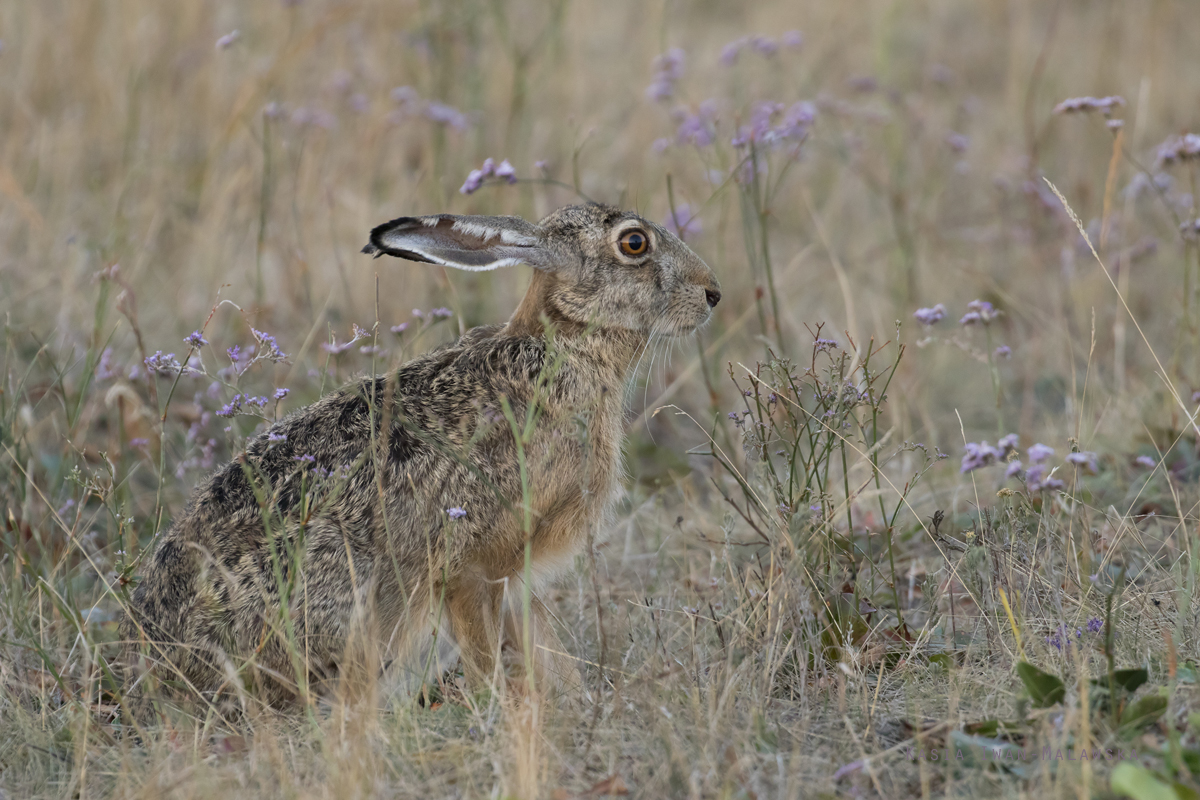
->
[363,204,720,337]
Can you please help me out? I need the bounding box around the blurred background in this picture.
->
[3,2,1200,796]
[2,1,1197,499]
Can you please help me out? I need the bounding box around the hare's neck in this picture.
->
[506,270,569,338]
[504,271,648,389]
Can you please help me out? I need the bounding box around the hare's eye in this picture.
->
[618,229,650,257]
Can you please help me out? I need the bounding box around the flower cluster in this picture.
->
[1052,95,1125,116]
[216,393,269,418]
[673,100,718,148]
[1155,133,1200,167]
[664,204,702,240]
[731,101,816,149]
[1065,450,1099,473]
[960,433,1019,473]
[719,31,802,66]
[912,303,946,325]
[321,324,371,355]
[460,157,517,194]
[814,338,839,353]
[184,331,209,349]
[1046,618,1103,650]
[388,86,470,130]
[645,48,685,103]
[413,307,453,320]
[959,299,999,325]
[145,351,187,376]
[251,328,287,362]
[95,348,117,381]
[446,506,467,520]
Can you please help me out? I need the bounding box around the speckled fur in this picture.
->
[120,204,720,713]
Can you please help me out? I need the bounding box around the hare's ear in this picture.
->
[361,214,555,272]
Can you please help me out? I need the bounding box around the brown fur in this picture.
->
[120,203,720,714]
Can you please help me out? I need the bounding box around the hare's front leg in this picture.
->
[444,574,506,688]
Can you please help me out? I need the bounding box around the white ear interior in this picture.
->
[368,214,551,271]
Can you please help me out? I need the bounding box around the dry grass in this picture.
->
[2,0,1200,798]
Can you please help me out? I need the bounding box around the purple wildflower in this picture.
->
[1052,95,1125,116]
[251,328,287,362]
[994,345,1012,359]
[144,351,183,376]
[814,338,839,353]
[1156,133,1200,167]
[460,158,516,194]
[130,438,149,449]
[945,132,969,153]
[664,204,702,240]
[1027,443,1055,464]
[675,99,718,147]
[1135,455,1156,470]
[494,160,517,183]
[268,432,287,446]
[215,30,240,50]
[912,304,946,325]
[460,169,485,195]
[645,48,686,103]
[1086,617,1103,633]
[446,506,467,520]
[294,454,316,464]
[274,387,289,400]
[1005,460,1023,479]
[184,331,209,349]
[960,441,1002,473]
[781,30,803,49]
[1025,464,1065,493]
[423,101,469,130]
[390,323,409,334]
[1192,390,1200,404]
[732,101,815,149]
[430,307,453,319]
[95,348,117,381]
[290,107,337,130]
[227,345,241,362]
[960,299,998,325]
[748,35,777,57]
[217,395,242,417]
[998,434,1019,455]
[719,39,743,66]
[1065,451,1099,473]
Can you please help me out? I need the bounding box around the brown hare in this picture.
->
[120,203,721,714]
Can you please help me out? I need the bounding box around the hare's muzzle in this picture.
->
[705,288,721,308]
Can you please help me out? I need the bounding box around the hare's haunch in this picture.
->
[121,203,721,711]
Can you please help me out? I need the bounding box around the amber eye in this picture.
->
[618,229,650,257]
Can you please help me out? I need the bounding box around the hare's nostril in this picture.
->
[705,289,721,308]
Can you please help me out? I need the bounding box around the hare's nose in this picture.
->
[705,288,722,308]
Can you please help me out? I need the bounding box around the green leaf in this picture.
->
[1110,762,1179,800]
[1119,695,1168,733]
[928,653,955,671]
[1017,662,1066,708]
[1113,668,1150,693]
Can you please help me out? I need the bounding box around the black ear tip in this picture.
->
[361,243,379,256]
